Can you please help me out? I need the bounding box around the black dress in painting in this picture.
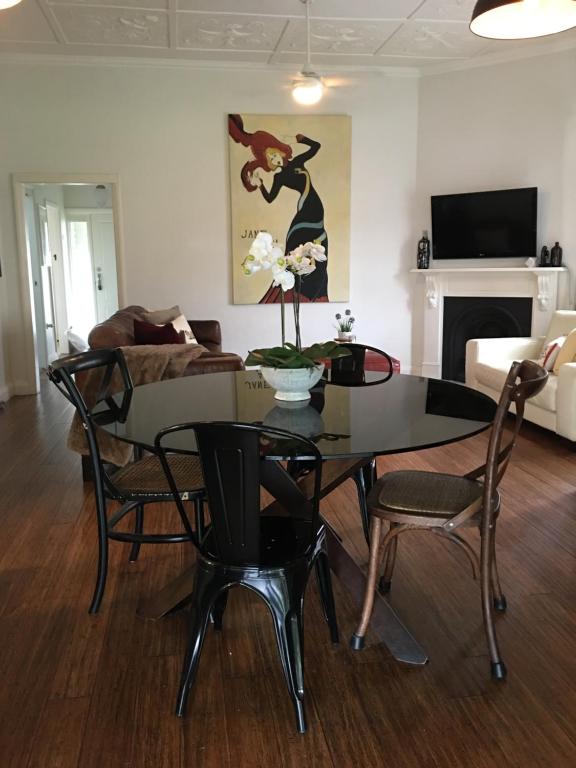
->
[259,137,328,303]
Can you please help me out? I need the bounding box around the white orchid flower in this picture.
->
[295,262,316,276]
[272,269,295,290]
[249,231,274,262]
[288,244,305,262]
[303,242,326,261]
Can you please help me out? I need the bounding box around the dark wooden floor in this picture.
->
[1,380,576,767]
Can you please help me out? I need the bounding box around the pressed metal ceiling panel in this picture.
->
[0,0,574,69]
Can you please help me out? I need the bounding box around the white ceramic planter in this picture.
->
[261,364,325,401]
[337,331,355,342]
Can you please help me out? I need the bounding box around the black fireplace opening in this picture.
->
[442,297,532,382]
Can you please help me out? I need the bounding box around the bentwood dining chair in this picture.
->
[48,349,205,613]
[351,360,547,680]
[330,343,395,543]
[155,422,339,733]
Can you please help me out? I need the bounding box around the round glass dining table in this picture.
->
[93,369,496,667]
[93,369,496,459]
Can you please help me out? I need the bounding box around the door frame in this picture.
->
[12,173,126,394]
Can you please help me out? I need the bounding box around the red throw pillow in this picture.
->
[133,319,186,346]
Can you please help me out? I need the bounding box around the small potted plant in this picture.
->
[335,309,355,342]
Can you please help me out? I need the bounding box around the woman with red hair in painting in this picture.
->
[228,114,329,303]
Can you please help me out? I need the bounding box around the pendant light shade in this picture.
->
[471,0,576,40]
[0,0,24,8]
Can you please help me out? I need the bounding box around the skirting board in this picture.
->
[0,384,12,403]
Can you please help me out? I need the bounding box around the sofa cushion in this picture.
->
[538,336,566,371]
[474,361,513,392]
[134,319,185,346]
[544,311,576,346]
[475,360,557,413]
[170,313,198,344]
[553,328,576,374]
[529,373,557,413]
[142,305,181,325]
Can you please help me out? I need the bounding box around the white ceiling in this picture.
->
[0,0,575,71]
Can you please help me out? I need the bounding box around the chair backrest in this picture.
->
[482,359,548,516]
[47,349,133,495]
[544,310,576,346]
[155,422,323,566]
[330,343,394,386]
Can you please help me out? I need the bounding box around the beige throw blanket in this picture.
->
[68,344,206,466]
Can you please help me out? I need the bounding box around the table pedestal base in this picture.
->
[137,523,428,667]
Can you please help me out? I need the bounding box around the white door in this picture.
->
[91,213,118,323]
[65,212,118,335]
[38,205,59,363]
[45,202,68,356]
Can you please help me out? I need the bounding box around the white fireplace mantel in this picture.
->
[411,267,570,378]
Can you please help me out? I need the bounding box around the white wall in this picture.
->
[0,62,419,394]
[413,49,576,370]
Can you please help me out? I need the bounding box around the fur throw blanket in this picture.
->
[67,344,206,466]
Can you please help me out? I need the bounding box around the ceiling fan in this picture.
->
[291,0,324,105]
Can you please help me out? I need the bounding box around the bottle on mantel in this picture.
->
[540,245,551,267]
[417,230,431,269]
[550,242,563,267]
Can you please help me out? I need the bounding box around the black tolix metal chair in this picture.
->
[155,421,339,733]
[48,349,205,614]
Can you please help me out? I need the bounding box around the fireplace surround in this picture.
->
[412,267,569,379]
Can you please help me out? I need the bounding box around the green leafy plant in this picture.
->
[245,341,351,370]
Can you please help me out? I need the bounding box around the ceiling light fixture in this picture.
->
[470,0,576,40]
[0,0,24,8]
[292,0,324,106]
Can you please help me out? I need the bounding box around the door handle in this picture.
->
[46,323,54,329]
[96,268,103,291]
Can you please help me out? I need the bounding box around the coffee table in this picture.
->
[94,369,496,666]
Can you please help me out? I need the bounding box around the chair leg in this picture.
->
[128,504,144,562]
[194,497,206,540]
[176,567,217,717]
[211,590,228,632]
[379,525,399,594]
[89,480,109,614]
[269,576,307,734]
[490,526,507,612]
[351,517,384,650]
[481,521,507,681]
[314,551,339,644]
[352,469,371,545]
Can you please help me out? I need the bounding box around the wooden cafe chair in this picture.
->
[350,360,547,680]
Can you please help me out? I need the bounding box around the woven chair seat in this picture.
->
[112,454,204,497]
[367,470,483,519]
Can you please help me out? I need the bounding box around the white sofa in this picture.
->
[466,310,576,442]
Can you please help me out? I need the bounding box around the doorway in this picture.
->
[13,174,124,393]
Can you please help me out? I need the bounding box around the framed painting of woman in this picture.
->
[228,113,351,305]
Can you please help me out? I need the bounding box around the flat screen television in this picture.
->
[431,187,537,260]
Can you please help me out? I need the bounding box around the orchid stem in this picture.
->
[280,288,286,346]
[294,276,302,352]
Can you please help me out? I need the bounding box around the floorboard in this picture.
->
[0,380,575,767]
